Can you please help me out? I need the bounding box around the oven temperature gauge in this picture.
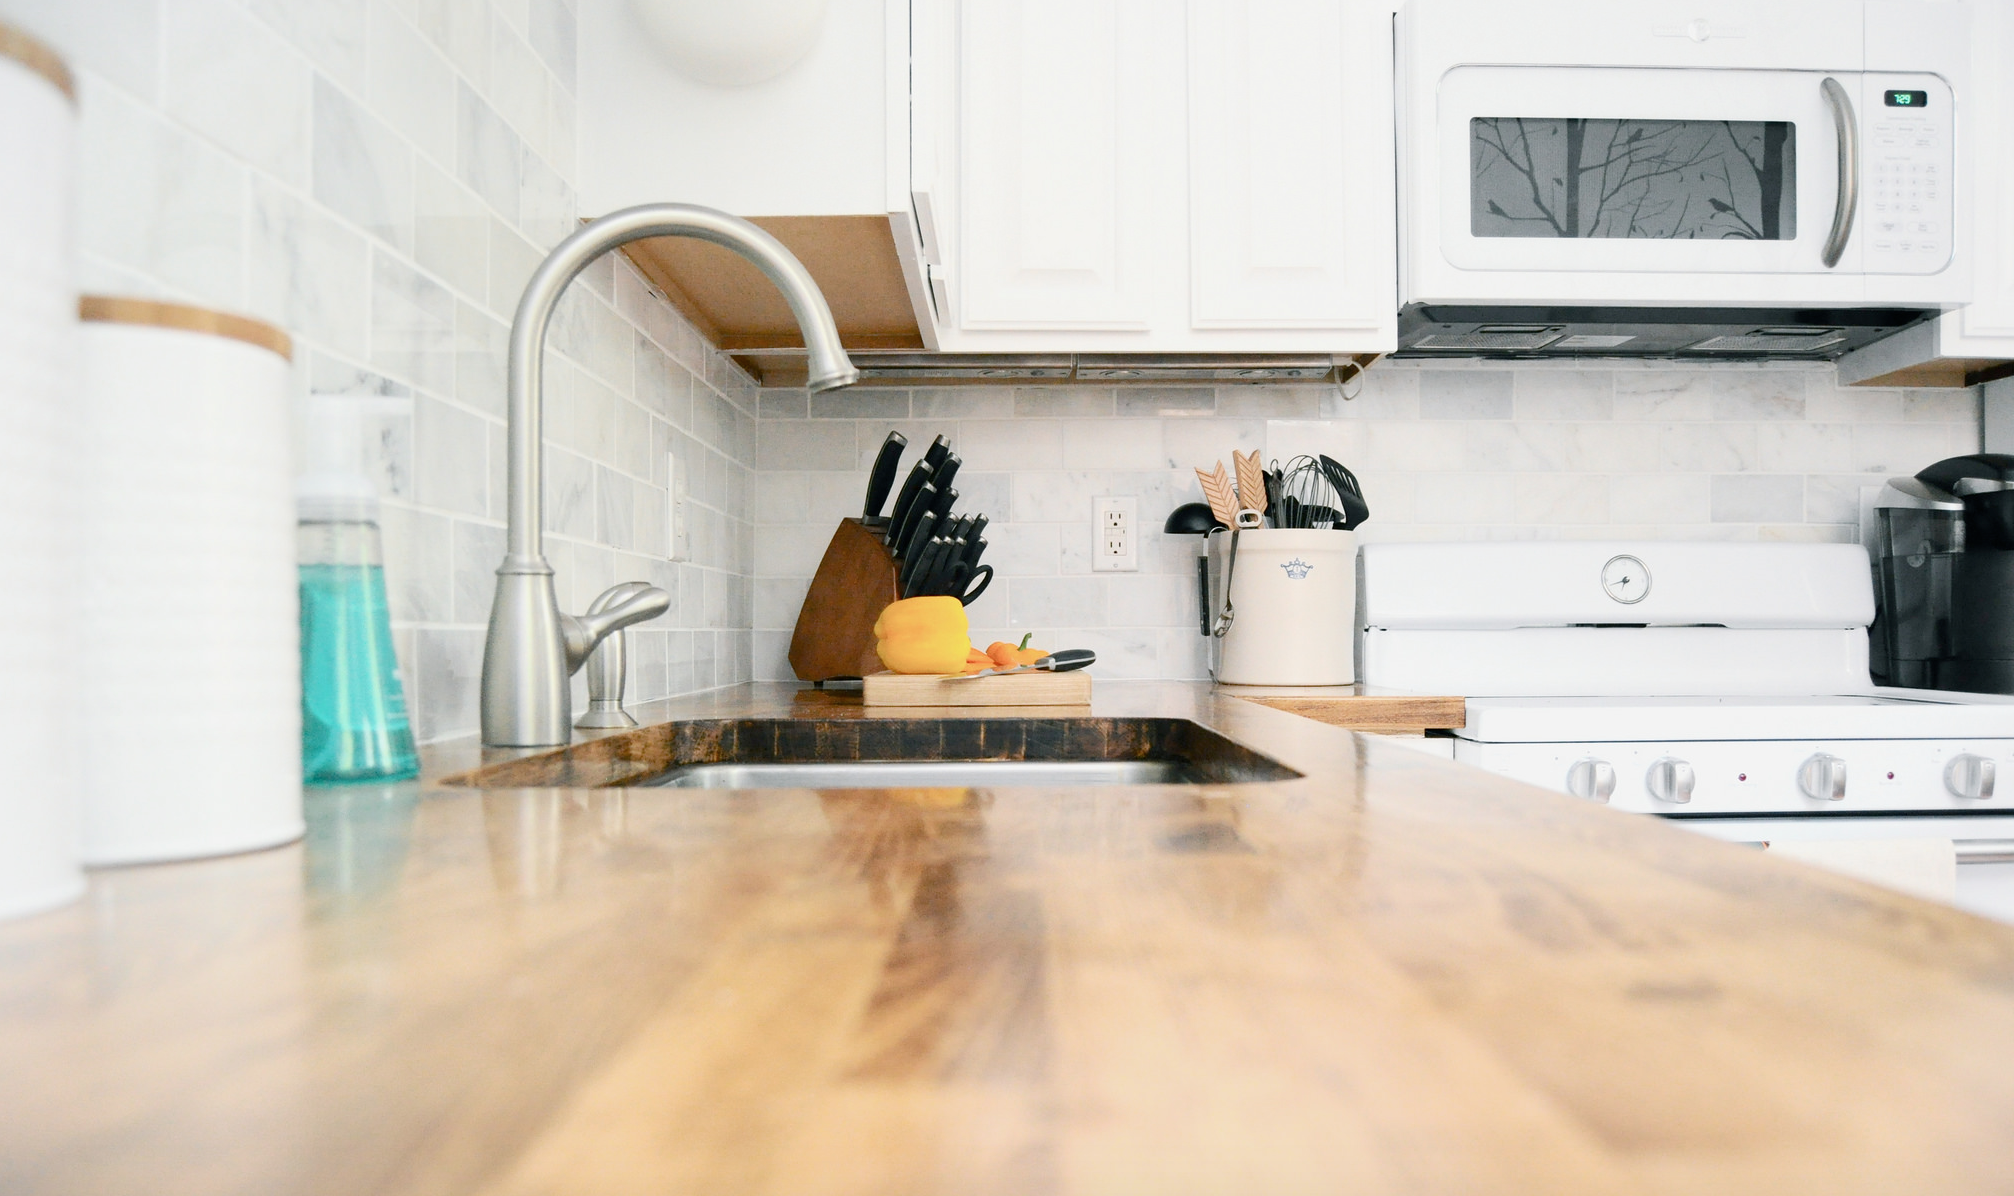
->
[1601,555,1650,604]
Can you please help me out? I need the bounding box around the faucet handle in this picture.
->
[561,582,670,675]
[574,583,659,729]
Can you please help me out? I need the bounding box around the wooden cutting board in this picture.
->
[861,669,1092,707]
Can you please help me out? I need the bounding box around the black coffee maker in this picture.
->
[1872,454,2014,694]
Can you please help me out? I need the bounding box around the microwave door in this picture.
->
[1437,66,1868,282]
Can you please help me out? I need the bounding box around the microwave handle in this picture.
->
[1820,76,1858,268]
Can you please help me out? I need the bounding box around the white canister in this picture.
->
[78,299,304,865]
[0,24,80,919]
[1209,528,1357,685]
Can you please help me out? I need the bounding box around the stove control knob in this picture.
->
[1946,754,1997,800]
[1566,758,1616,803]
[1798,753,1848,801]
[1645,757,1694,804]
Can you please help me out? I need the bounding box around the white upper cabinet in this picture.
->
[916,0,1398,353]
[1187,0,1387,335]
[954,1,1179,330]
[1944,0,2014,352]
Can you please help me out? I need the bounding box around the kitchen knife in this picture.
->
[922,434,951,470]
[893,480,937,560]
[904,537,945,599]
[947,648,1095,680]
[861,430,907,523]
[886,459,934,542]
[962,513,989,551]
[929,451,961,497]
[922,528,967,597]
[928,484,958,520]
[963,535,987,572]
[898,510,942,590]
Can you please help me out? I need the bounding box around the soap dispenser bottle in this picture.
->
[296,400,419,784]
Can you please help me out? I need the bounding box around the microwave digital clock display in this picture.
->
[1885,90,1929,108]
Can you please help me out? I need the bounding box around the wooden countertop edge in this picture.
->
[1226,690,1468,733]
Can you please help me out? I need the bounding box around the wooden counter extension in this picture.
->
[2,682,2013,1195]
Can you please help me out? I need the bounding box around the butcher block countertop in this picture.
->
[4,681,2014,1195]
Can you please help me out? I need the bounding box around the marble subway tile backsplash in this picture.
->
[753,362,1982,683]
[10,0,756,742]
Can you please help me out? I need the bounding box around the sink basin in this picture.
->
[443,716,1302,790]
[647,759,1198,789]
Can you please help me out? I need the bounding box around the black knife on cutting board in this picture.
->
[860,431,906,524]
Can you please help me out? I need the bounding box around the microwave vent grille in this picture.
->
[1412,326,1564,351]
[1687,328,1848,353]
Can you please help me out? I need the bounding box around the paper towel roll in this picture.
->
[1767,838,1958,904]
[77,301,303,865]
[0,23,81,919]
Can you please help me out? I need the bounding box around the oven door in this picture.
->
[1678,815,2014,925]
[1437,66,1953,282]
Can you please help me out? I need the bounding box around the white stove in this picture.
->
[1358,542,2014,920]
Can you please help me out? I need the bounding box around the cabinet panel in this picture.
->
[956,0,1169,329]
[1956,0,2014,341]
[1188,0,1393,331]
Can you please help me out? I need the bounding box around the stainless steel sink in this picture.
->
[442,716,1302,790]
[646,759,1198,789]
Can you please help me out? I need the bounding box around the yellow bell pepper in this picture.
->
[873,596,974,674]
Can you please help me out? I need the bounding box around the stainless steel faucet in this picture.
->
[480,204,859,746]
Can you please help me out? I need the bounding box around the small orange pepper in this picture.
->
[984,633,1047,670]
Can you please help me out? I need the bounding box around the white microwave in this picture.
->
[1396,1,1971,357]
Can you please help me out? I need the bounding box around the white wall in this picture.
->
[2,0,758,742]
[755,362,1983,679]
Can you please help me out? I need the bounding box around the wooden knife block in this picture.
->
[788,518,900,682]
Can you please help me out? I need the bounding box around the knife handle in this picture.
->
[898,511,940,588]
[1036,648,1095,672]
[893,481,936,558]
[862,431,907,521]
[886,461,933,541]
[930,452,961,496]
[922,434,951,469]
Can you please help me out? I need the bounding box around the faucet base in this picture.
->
[480,567,573,747]
[576,702,640,730]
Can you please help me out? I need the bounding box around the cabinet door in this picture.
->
[1186,0,1394,333]
[956,0,1177,330]
[1955,0,2014,344]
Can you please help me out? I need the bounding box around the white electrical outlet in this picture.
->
[1094,496,1137,572]
[667,453,689,561]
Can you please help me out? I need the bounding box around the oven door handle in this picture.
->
[1820,76,1858,268]
[1958,840,2014,865]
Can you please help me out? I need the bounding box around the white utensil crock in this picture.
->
[1208,529,1357,685]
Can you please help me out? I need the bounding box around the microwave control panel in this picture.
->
[1864,74,1953,274]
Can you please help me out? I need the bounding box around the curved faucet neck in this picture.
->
[502,203,858,560]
